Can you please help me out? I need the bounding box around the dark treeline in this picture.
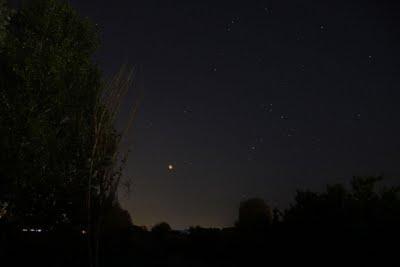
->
[1,1,399,266]
[1,176,400,266]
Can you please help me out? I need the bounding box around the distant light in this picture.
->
[168,164,174,171]
[22,228,28,232]
[81,230,87,235]
[36,229,42,233]
[30,229,35,232]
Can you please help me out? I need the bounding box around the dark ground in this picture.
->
[1,222,398,267]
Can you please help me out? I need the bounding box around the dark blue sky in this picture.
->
[69,0,400,229]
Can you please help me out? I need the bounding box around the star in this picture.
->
[263,103,273,112]
[353,113,361,120]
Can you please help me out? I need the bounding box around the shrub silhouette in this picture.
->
[236,198,272,231]
[151,222,172,237]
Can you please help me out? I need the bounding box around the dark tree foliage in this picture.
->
[0,0,13,48]
[284,176,400,230]
[102,202,132,232]
[0,0,101,227]
[151,222,172,235]
[236,198,272,231]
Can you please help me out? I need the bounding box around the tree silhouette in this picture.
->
[284,176,400,230]
[0,0,102,228]
[0,3,138,267]
[151,222,172,235]
[236,198,272,231]
[100,202,132,233]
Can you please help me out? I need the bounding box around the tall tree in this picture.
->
[0,0,101,227]
[0,2,137,266]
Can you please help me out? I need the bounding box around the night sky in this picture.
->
[69,0,400,229]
